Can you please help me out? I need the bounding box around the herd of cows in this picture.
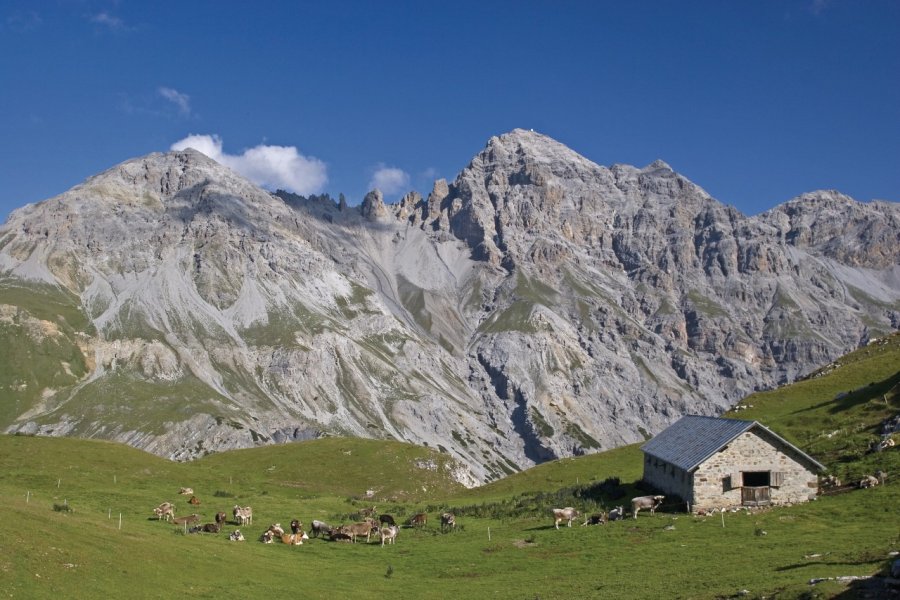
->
[150,488,458,547]
[151,488,667,546]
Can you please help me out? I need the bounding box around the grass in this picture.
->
[0,334,898,598]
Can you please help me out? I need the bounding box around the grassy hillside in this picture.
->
[0,334,898,599]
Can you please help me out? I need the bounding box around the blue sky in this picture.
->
[1,1,898,220]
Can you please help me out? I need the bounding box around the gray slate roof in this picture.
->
[640,415,824,472]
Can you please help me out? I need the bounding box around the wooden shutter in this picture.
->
[771,471,784,487]
[730,471,742,489]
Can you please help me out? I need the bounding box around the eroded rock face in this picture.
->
[0,130,897,484]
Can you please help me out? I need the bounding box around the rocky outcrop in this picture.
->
[0,129,897,484]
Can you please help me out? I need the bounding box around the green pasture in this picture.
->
[0,333,897,598]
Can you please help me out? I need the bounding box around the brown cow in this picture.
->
[407,513,427,528]
[281,532,310,545]
[188,496,201,506]
[339,522,377,543]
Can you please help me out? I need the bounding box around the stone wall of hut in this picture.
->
[690,430,819,511]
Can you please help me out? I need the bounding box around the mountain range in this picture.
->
[1,129,897,484]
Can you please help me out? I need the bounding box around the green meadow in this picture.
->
[1,334,897,599]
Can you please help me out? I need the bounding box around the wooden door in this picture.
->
[741,486,771,506]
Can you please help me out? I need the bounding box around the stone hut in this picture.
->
[640,415,824,512]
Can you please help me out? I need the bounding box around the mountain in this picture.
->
[1,129,897,484]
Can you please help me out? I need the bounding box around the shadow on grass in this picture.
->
[794,371,900,417]
[777,557,883,572]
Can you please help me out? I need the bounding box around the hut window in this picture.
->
[771,472,785,487]
[742,471,771,487]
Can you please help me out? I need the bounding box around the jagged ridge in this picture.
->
[0,129,897,484]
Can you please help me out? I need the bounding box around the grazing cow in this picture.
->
[290,519,303,535]
[608,506,625,521]
[310,520,331,538]
[229,530,245,542]
[552,507,580,529]
[188,496,201,506]
[380,525,399,546]
[407,513,427,528]
[582,512,606,526]
[340,522,377,543]
[153,502,175,522]
[178,487,194,495]
[379,514,396,527]
[233,505,253,525]
[215,512,227,525]
[631,495,665,518]
[172,514,200,526]
[281,532,310,545]
[440,512,456,532]
[359,506,377,518]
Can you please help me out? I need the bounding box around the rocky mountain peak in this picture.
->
[0,130,897,485]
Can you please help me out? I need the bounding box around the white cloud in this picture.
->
[157,87,191,117]
[369,164,410,196]
[170,134,328,195]
[90,11,126,31]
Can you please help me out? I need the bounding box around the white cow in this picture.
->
[552,507,580,529]
[233,505,253,525]
[631,495,665,518]
[380,525,399,546]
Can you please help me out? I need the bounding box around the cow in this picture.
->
[379,514,396,527]
[407,513,427,528]
[290,519,303,535]
[552,507,580,529]
[329,529,353,543]
[380,525,399,546]
[340,522,378,543]
[266,523,285,537]
[631,495,665,518]
[608,506,625,521]
[859,475,880,488]
[359,506,377,518]
[229,530,245,542]
[178,487,194,495]
[310,520,331,538]
[582,512,606,526]
[189,522,221,534]
[172,514,200,526]
[188,496,201,506]
[215,511,227,525]
[260,530,276,543]
[440,512,456,532]
[233,505,253,525]
[281,532,310,545]
[153,502,175,522]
